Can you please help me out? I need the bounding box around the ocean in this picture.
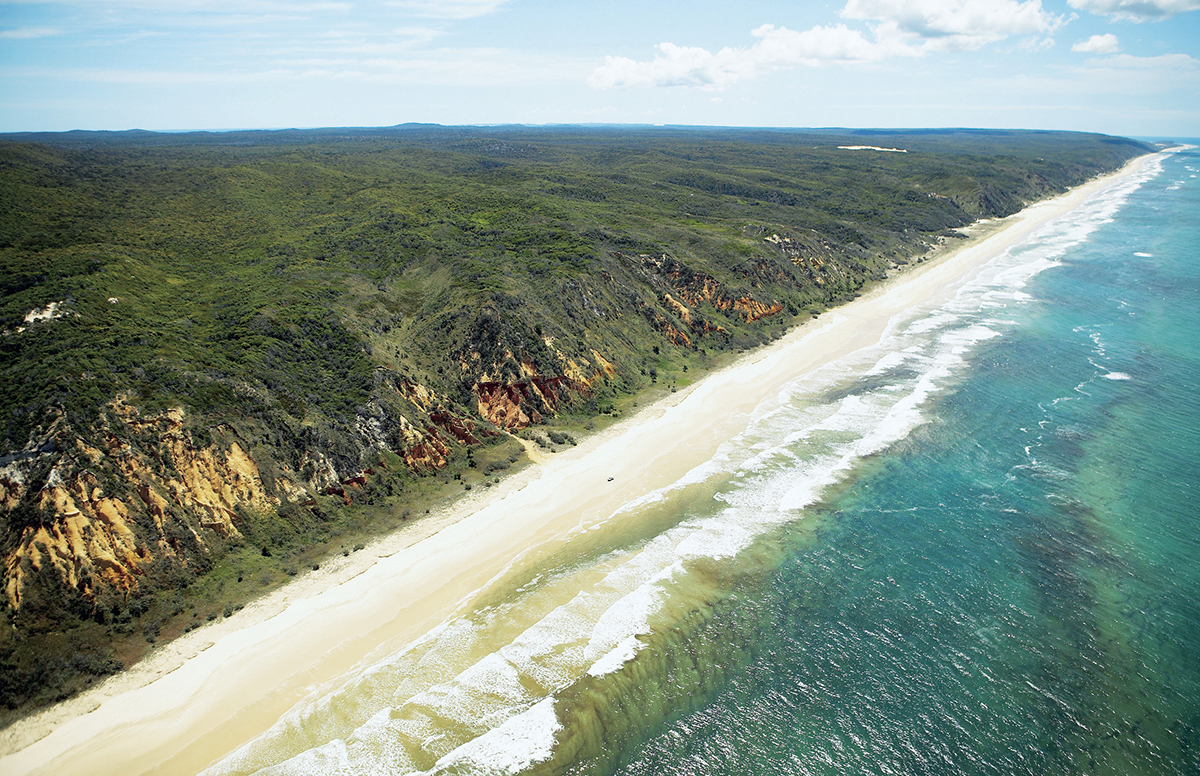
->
[205,145,1200,776]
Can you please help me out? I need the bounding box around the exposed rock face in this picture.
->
[395,415,449,470]
[430,412,481,446]
[1,382,495,611]
[0,300,79,336]
[105,400,275,536]
[393,375,438,411]
[645,308,693,348]
[590,350,616,379]
[5,470,143,609]
[762,231,872,289]
[639,253,784,330]
[1,463,28,512]
[476,375,580,430]
[2,401,279,610]
[663,293,692,325]
[381,371,489,468]
[456,312,618,431]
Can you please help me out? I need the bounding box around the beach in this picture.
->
[0,153,1154,776]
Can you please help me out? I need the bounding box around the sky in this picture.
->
[1,0,1198,137]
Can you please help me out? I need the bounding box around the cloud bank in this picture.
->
[1068,0,1200,21]
[1072,33,1121,53]
[591,0,1066,89]
[588,24,885,89]
[384,0,509,20]
[0,27,61,39]
[842,0,1064,50]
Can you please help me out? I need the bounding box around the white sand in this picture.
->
[837,145,907,152]
[0,154,1153,776]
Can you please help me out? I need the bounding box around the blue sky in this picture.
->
[1,0,1197,136]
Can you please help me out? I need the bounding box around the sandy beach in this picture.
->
[0,153,1154,776]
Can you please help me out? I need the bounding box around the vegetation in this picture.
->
[0,124,1150,723]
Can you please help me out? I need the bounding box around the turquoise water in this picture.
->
[206,147,1200,776]
[599,147,1200,775]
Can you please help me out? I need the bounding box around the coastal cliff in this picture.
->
[0,125,1150,722]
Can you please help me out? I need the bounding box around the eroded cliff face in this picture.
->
[1,380,493,612]
[0,240,866,609]
[382,371,492,467]
[104,400,275,534]
[459,249,799,431]
[640,253,786,325]
[470,346,619,431]
[6,471,143,610]
[2,400,281,611]
[475,367,586,431]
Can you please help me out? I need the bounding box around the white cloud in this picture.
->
[591,0,1070,90]
[842,0,1066,51]
[383,0,508,19]
[310,26,445,54]
[1067,0,1200,20]
[0,26,61,39]
[1061,52,1200,96]
[356,48,584,85]
[3,42,585,89]
[751,22,906,64]
[5,0,351,8]
[1018,35,1057,52]
[1094,52,1199,68]
[588,23,886,89]
[1072,33,1121,53]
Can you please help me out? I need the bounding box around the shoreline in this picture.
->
[0,153,1155,775]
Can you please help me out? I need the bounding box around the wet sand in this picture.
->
[0,154,1152,776]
